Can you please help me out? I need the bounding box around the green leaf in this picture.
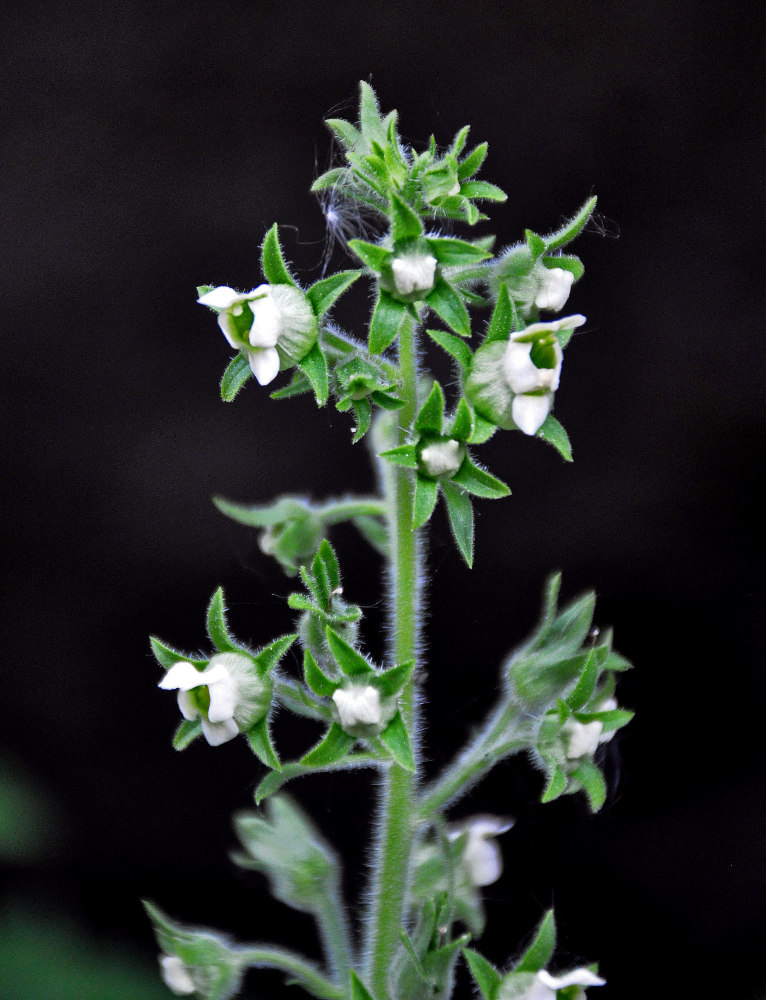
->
[451,125,470,156]
[415,381,445,434]
[516,910,557,974]
[441,479,474,567]
[380,711,415,771]
[544,195,598,252]
[150,637,206,670]
[247,717,281,771]
[254,634,298,677]
[468,412,497,444]
[350,970,377,1000]
[463,948,502,1000]
[326,627,374,677]
[303,649,337,698]
[351,397,372,442]
[270,371,313,400]
[375,659,415,697]
[541,765,568,803]
[306,270,361,318]
[298,343,329,406]
[457,142,488,180]
[427,328,473,371]
[484,283,512,344]
[450,397,474,441]
[428,277,471,338]
[325,118,362,149]
[571,759,607,812]
[537,413,573,462]
[369,290,407,354]
[451,458,510,499]
[380,444,419,468]
[581,708,634,733]
[316,538,340,592]
[220,354,251,402]
[173,719,202,750]
[525,229,546,260]
[427,236,492,266]
[206,587,238,653]
[311,166,347,191]
[348,239,392,272]
[459,180,507,201]
[261,223,297,287]
[413,474,439,528]
[542,254,584,281]
[301,723,356,767]
[390,192,424,243]
[566,651,599,711]
[359,82,385,141]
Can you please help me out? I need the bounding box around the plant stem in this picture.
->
[315,883,354,983]
[366,316,421,998]
[241,946,344,999]
[320,498,388,524]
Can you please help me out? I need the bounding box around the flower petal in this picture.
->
[563,718,603,759]
[249,294,281,347]
[248,347,280,385]
[159,954,196,995]
[176,690,199,721]
[535,268,574,312]
[159,661,229,692]
[217,313,240,349]
[333,685,382,728]
[537,968,605,990]
[201,716,239,746]
[207,672,239,723]
[512,393,551,435]
[198,286,242,310]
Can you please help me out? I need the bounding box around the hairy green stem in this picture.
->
[320,498,388,524]
[315,885,354,983]
[366,317,421,998]
[241,946,344,999]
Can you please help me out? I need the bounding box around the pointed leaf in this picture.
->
[450,398,474,441]
[459,180,507,201]
[301,723,356,767]
[413,474,439,528]
[350,970,377,1000]
[150,637,206,670]
[298,343,329,406]
[311,166,347,191]
[541,766,568,803]
[247,717,281,771]
[451,458,510,499]
[571,759,607,812]
[415,381,445,434]
[484,283,512,344]
[254,634,298,676]
[369,290,407,354]
[351,397,372,442]
[380,711,415,771]
[463,948,502,1000]
[173,719,202,751]
[380,444,419,468]
[325,118,362,149]
[457,142,488,180]
[442,479,474,567]
[316,538,340,592]
[427,236,492,266]
[427,328,472,371]
[525,229,546,260]
[390,192,424,242]
[206,587,238,653]
[220,353,251,402]
[428,277,471,338]
[261,223,297,287]
[516,910,557,973]
[303,649,337,698]
[359,82,384,140]
[306,270,361,318]
[326,627,374,677]
[544,196,598,252]
[537,413,573,462]
[451,125,470,157]
[579,708,634,733]
[375,659,415,697]
[348,239,392,272]
[467,412,497,444]
[255,763,306,803]
[270,371,312,399]
[566,650,598,711]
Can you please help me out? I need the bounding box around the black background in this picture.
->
[2,1,764,997]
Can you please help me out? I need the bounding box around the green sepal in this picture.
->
[602,648,633,672]
[457,142,488,180]
[206,587,239,653]
[173,719,202,750]
[537,413,573,462]
[350,970,377,1000]
[428,277,471,338]
[525,229,546,260]
[351,397,372,442]
[376,659,415,697]
[566,651,598,711]
[197,284,214,297]
[371,390,404,410]
[311,166,347,191]
[325,118,362,150]
[270,371,313,400]
[450,397,474,441]
[390,192,424,243]
[463,948,502,1000]
[542,254,584,281]
[544,195,597,252]
[427,236,492,267]
[359,81,386,144]
[150,637,206,670]
[484,283,513,344]
[306,270,362,318]
[571,759,607,812]
[413,473,439,528]
[261,223,298,287]
[415,381,446,434]
[369,290,407,354]
[515,910,557,974]
[300,723,356,767]
[541,765,568,803]
[459,180,507,201]
[467,413,497,445]
[577,708,634,734]
[451,124,470,157]
[303,649,337,698]
[220,354,251,402]
[442,479,474,567]
[298,343,329,406]
[255,762,309,803]
[380,711,415,771]
[254,634,298,677]
[451,458,510,499]
[348,239,392,273]
[326,627,374,677]
[427,328,473,371]
[247,716,281,771]
[380,444,419,468]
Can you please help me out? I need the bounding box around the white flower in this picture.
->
[449,815,514,887]
[158,953,196,995]
[535,268,575,312]
[332,684,383,728]
[420,439,462,478]
[391,253,437,297]
[563,697,619,760]
[527,967,605,999]
[159,654,247,747]
[198,284,282,385]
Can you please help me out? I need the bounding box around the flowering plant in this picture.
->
[145,83,632,1000]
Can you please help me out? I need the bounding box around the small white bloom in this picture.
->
[159,653,246,747]
[158,953,196,995]
[332,684,383,728]
[198,284,285,386]
[503,339,562,396]
[563,698,619,760]
[420,439,462,478]
[449,815,514,887]
[535,268,575,312]
[527,967,605,999]
[391,253,437,297]
[511,393,553,436]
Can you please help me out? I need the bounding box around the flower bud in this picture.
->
[418,438,463,479]
[534,267,574,312]
[331,682,397,737]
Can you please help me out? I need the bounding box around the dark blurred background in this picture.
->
[1,0,763,997]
